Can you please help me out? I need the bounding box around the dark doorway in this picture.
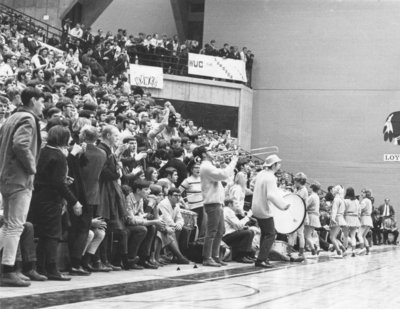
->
[155,98,239,137]
[64,2,83,25]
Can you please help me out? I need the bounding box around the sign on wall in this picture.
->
[188,53,247,82]
[129,64,163,89]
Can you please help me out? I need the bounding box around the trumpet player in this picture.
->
[193,146,238,267]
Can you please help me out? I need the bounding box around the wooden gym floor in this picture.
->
[0,245,398,309]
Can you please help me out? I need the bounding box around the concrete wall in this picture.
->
[150,74,253,150]
[2,0,77,28]
[91,0,178,36]
[203,0,400,215]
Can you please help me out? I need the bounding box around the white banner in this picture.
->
[188,53,247,82]
[129,64,163,89]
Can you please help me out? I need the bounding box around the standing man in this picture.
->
[251,155,290,268]
[193,146,238,267]
[0,87,44,287]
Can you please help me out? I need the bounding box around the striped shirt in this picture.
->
[179,175,203,210]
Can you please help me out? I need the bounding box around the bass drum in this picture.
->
[273,192,306,234]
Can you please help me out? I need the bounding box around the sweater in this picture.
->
[251,169,287,219]
[199,157,238,205]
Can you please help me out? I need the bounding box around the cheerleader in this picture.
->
[359,188,373,255]
[305,183,322,255]
[288,172,308,259]
[343,187,361,257]
[329,185,347,257]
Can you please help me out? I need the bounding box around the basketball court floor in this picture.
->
[1,245,398,308]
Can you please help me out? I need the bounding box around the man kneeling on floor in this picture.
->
[156,188,190,265]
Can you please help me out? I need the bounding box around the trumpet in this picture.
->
[210,145,279,160]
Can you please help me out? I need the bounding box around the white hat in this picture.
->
[263,154,282,167]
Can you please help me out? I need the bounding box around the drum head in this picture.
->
[273,193,306,234]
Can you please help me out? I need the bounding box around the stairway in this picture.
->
[0,2,68,45]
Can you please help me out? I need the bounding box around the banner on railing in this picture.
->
[129,64,163,89]
[188,53,247,82]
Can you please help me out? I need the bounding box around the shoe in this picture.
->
[16,271,30,281]
[157,258,170,266]
[130,263,145,270]
[23,270,48,281]
[82,262,94,272]
[289,256,304,262]
[358,248,367,256]
[311,249,316,255]
[245,255,256,262]
[366,247,370,255]
[151,259,163,267]
[69,267,91,276]
[213,257,228,266]
[46,272,71,281]
[103,262,122,271]
[0,272,31,287]
[139,260,158,269]
[176,257,190,265]
[254,260,274,268]
[91,261,111,272]
[203,258,221,267]
[351,252,356,257]
[236,257,254,264]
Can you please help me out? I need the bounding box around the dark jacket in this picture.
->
[96,142,128,229]
[378,204,395,217]
[80,144,107,205]
[0,107,41,190]
[29,146,77,239]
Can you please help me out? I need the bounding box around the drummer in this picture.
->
[252,154,290,268]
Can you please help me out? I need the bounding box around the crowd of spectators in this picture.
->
[0,9,255,87]
[0,10,394,289]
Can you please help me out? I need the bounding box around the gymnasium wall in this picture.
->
[203,0,400,213]
[91,0,178,36]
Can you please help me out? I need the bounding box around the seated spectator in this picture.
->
[378,198,395,219]
[156,188,190,264]
[222,199,255,263]
[125,180,166,269]
[382,216,398,245]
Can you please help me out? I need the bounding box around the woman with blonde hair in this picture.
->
[359,188,373,255]
[343,187,361,257]
[229,171,248,217]
[329,185,347,258]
